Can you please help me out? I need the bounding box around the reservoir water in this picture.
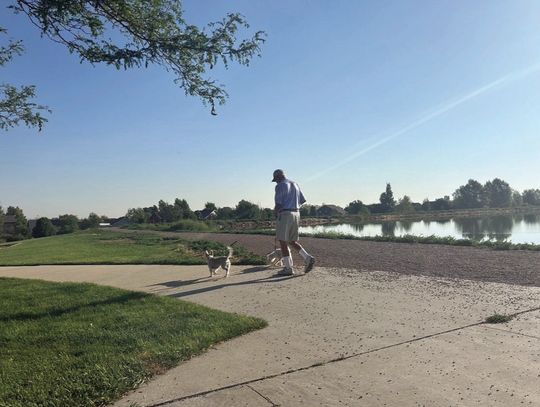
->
[299,213,540,244]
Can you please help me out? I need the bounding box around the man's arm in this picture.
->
[296,183,306,206]
[274,183,285,215]
[299,189,306,206]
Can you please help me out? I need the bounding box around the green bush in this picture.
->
[485,314,513,323]
[32,217,57,238]
[166,220,214,232]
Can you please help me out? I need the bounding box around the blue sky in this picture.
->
[2,0,540,218]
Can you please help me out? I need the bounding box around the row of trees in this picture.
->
[3,198,273,242]
[4,178,540,240]
[343,184,416,215]
[125,199,276,223]
[452,179,540,209]
[344,179,540,216]
[0,205,105,241]
[126,199,196,224]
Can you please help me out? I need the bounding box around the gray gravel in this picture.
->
[112,228,540,287]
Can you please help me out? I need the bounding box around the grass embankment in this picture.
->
[0,278,266,407]
[0,230,265,266]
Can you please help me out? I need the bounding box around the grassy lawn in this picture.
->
[0,230,265,266]
[0,277,266,407]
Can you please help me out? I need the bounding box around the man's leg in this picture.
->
[279,240,294,275]
[276,212,294,275]
[279,240,290,257]
[290,241,315,273]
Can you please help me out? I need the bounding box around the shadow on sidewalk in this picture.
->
[148,277,210,288]
[147,266,272,291]
[240,266,269,274]
[166,273,296,299]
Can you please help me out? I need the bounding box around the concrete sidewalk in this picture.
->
[1,265,539,406]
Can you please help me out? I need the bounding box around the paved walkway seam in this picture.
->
[144,323,480,406]
[144,304,540,407]
[507,305,540,318]
[482,325,540,341]
[246,384,280,406]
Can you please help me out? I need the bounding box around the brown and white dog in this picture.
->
[204,246,233,277]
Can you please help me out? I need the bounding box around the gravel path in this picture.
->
[112,228,540,287]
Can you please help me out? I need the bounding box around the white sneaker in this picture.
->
[277,267,294,276]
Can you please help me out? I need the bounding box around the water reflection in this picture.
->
[523,213,540,225]
[453,217,486,241]
[350,223,364,233]
[454,216,512,241]
[381,221,396,236]
[299,212,540,244]
[434,218,451,225]
[399,220,413,232]
[485,215,513,241]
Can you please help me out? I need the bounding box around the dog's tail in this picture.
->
[226,246,233,259]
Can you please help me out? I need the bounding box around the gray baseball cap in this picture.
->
[271,169,285,182]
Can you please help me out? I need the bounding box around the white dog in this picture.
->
[204,246,233,277]
[266,248,283,267]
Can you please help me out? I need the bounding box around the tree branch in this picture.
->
[9,0,266,113]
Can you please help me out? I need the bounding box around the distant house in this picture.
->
[316,205,346,217]
[196,208,217,220]
[27,219,38,234]
[2,216,35,239]
[149,212,161,224]
[110,217,130,227]
[3,215,17,235]
[412,202,423,212]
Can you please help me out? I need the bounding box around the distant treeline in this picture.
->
[125,178,540,224]
[3,177,540,242]
[0,208,106,242]
[125,199,275,224]
[339,178,540,217]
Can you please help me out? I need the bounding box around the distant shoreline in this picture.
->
[355,205,540,223]
[224,206,540,231]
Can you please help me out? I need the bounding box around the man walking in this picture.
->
[272,169,315,276]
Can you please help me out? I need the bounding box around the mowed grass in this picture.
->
[0,230,265,266]
[0,277,267,407]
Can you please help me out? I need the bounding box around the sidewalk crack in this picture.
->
[145,305,540,407]
[482,325,540,341]
[246,384,280,406]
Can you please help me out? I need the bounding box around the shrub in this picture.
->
[167,220,213,232]
[32,217,56,238]
[485,314,513,324]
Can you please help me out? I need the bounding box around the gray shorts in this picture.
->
[276,211,299,242]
